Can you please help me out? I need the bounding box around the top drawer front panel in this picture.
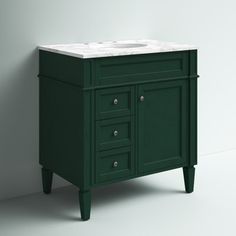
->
[95,51,189,86]
[96,86,134,120]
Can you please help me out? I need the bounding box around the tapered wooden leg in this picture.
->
[42,167,53,194]
[183,166,195,193]
[79,189,91,221]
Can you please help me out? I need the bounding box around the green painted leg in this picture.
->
[183,166,195,193]
[42,168,53,194]
[79,189,91,221]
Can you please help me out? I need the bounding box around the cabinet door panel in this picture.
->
[138,80,188,173]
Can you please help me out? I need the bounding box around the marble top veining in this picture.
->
[38,39,197,59]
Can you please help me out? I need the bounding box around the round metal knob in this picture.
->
[113,161,118,168]
[140,96,145,102]
[113,98,118,105]
[113,130,118,136]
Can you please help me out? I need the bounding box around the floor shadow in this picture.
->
[91,180,184,208]
[0,179,184,223]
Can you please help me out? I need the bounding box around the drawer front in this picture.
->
[96,86,134,120]
[96,147,134,183]
[96,116,134,151]
[95,51,189,86]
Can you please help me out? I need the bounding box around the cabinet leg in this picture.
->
[183,166,195,193]
[79,189,91,221]
[42,167,53,194]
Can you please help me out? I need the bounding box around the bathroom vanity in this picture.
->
[38,40,198,221]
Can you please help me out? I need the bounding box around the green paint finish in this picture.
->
[189,50,198,166]
[96,86,134,119]
[41,168,53,194]
[39,50,198,220]
[79,189,91,221]
[96,116,134,151]
[138,80,188,173]
[96,146,134,183]
[39,51,86,87]
[39,77,84,187]
[183,166,195,193]
[94,51,189,86]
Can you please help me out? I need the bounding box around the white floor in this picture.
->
[1,150,236,236]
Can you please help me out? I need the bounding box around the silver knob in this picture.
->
[113,98,118,105]
[113,161,118,168]
[140,96,145,102]
[113,130,118,136]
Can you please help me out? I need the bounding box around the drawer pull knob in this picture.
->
[113,130,118,136]
[113,98,118,105]
[140,96,145,102]
[113,161,118,168]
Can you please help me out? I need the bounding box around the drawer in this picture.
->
[96,86,134,120]
[94,51,189,86]
[96,116,134,151]
[96,147,134,183]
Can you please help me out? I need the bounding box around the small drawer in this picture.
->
[96,147,134,183]
[96,86,134,120]
[96,116,134,151]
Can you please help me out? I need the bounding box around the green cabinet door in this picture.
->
[138,80,188,173]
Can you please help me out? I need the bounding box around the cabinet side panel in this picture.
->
[189,50,198,166]
[39,77,83,187]
[39,51,89,87]
[81,90,94,189]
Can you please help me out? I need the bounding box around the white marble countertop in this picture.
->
[38,39,197,59]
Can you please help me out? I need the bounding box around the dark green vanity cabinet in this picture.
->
[39,49,198,221]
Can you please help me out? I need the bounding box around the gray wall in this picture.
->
[1,0,236,200]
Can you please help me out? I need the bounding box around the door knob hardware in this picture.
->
[140,96,145,102]
[113,161,118,168]
[113,98,118,105]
